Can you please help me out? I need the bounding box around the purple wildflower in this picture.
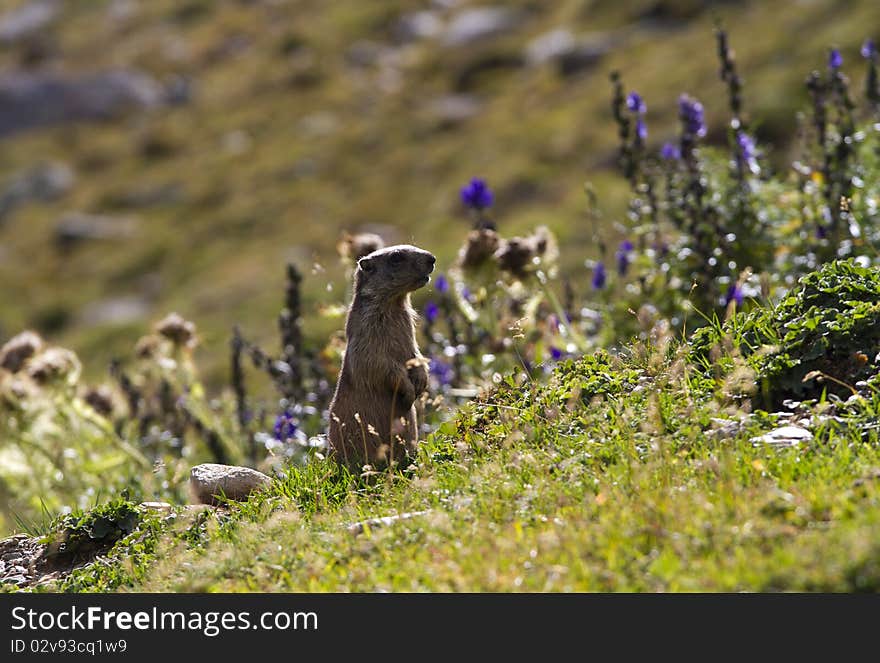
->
[862,38,876,60]
[549,346,564,361]
[626,92,646,114]
[273,411,298,442]
[736,131,759,173]
[460,177,494,210]
[434,274,449,294]
[661,142,681,160]
[429,358,454,386]
[592,261,607,290]
[724,284,744,307]
[679,94,707,138]
[636,117,647,141]
[736,132,756,161]
[616,240,634,276]
[461,285,472,302]
[829,48,843,71]
[424,300,439,323]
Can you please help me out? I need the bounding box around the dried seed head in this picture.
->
[134,334,160,359]
[532,226,558,264]
[457,228,501,269]
[0,330,44,373]
[0,375,38,409]
[26,347,81,386]
[494,237,532,277]
[83,384,116,418]
[494,226,558,278]
[337,232,385,263]
[155,313,198,349]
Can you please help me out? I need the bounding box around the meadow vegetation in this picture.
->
[1,0,879,591]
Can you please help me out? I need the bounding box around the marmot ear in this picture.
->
[358,256,376,273]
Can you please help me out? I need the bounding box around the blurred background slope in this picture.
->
[0,0,878,386]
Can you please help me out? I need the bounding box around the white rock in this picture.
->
[0,0,57,44]
[752,425,813,448]
[347,510,431,535]
[189,463,272,505]
[443,7,519,47]
[526,29,575,65]
[394,10,443,43]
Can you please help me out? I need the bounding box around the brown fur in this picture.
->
[327,244,435,471]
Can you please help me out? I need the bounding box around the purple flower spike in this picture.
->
[273,412,298,442]
[424,300,439,323]
[736,131,759,173]
[592,261,607,290]
[661,142,681,160]
[616,240,634,276]
[724,284,744,307]
[626,92,646,114]
[737,132,756,161]
[460,177,494,210]
[429,357,454,386]
[829,48,843,71]
[434,274,449,294]
[678,94,707,139]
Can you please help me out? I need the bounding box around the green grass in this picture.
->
[29,326,880,592]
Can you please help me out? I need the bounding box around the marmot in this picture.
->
[328,244,435,471]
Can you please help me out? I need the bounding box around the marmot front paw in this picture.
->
[408,361,428,396]
[391,370,417,406]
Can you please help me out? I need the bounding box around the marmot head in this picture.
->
[354,244,436,300]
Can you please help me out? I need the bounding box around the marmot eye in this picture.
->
[389,253,405,265]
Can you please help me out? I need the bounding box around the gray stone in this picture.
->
[190,463,272,505]
[525,29,613,75]
[347,510,431,535]
[0,0,58,44]
[0,162,74,222]
[2,575,27,586]
[443,7,520,47]
[525,28,575,65]
[0,69,164,137]
[752,425,813,448]
[345,40,390,68]
[106,183,183,209]
[80,296,150,326]
[556,38,611,77]
[425,94,482,127]
[394,10,443,44]
[54,212,137,250]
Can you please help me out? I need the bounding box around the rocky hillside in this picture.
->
[1,0,879,386]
